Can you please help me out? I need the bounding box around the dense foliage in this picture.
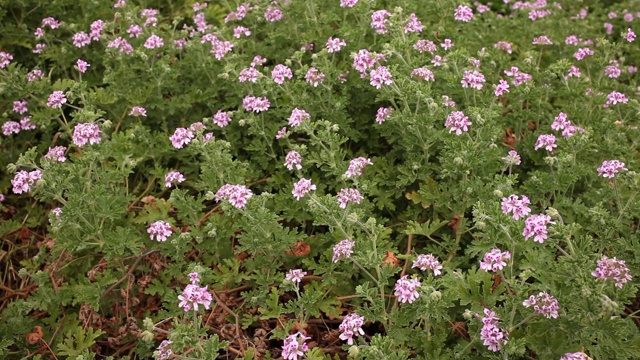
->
[1,0,640,359]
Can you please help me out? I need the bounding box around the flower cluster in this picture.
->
[284,150,303,170]
[164,171,185,188]
[282,332,310,360]
[332,239,355,262]
[47,90,67,108]
[44,146,67,162]
[215,184,253,209]
[213,109,233,127]
[522,291,560,318]
[336,188,363,208]
[292,178,316,200]
[597,160,627,178]
[288,108,311,127]
[11,170,42,194]
[534,134,557,151]
[285,269,307,283]
[445,111,471,135]
[242,95,270,112]
[592,256,632,288]
[412,254,443,275]
[502,150,521,166]
[339,313,365,345]
[72,123,102,147]
[603,91,628,107]
[501,194,531,220]
[478,308,508,352]
[178,272,213,312]
[479,248,511,272]
[345,157,373,177]
[375,107,393,124]
[147,220,173,242]
[394,275,421,304]
[129,106,147,117]
[272,64,293,84]
[461,69,485,90]
[560,352,590,360]
[522,214,555,243]
[551,112,584,139]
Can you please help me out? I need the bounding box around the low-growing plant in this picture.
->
[1,0,640,359]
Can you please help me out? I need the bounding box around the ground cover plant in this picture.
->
[1,0,640,359]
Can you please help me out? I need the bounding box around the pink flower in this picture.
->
[127,24,142,38]
[27,69,44,81]
[326,37,347,53]
[276,127,288,139]
[414,39,437,54]
[336,188,363,208]
[76,59,90,73]
[129,106,147,117]
[412,254,443,275]
[44,146,67,162]
[178,282,212,312]
[534,134,557,151]
[251,55,267,67]
[144,34,164,49]
[573,47,594,60]
[522,214,555,243]
[565,65,581,79]
[2,121,20,136]
[504,66,532,86]
[47,91,67,108]
[288,108,310,127]
[239,67,259,82]
[215,184,253,209]
[11,170,42,194]
[479,249,511,272]
[282,332,310,360]
[493,41,512,54]
[442,95,456,107]
[461,69,485,90]
[284,150,302,170]
[285,269,307,283]
[445,111,471,135]
[13,100,28,114]
[72,32,91,47]
[305,68,325,87]
[494,79,510,96]
[404,13,423,33]
[107,37,134,54]
[369,66,392,89]
[597,160,627,178]
[352,49,386,77]
[625,28,636,42]
[272,64,293,84]
[394,275,421,304]
[440,39,453,50]
[332,239,355,262]
[340,0,358,7]
[522,291,559,318]
[213,110,232,127]
[169,128,194,149]
[292,178,316,200]
[454,5,473,22]
[164,171,185,188]
[478,309,508,352]
[592,256,632,288]
[0,51,13,68]
[375,107,393,124]
[233,26,251,38]
[501,194,531,220]
[72,123,102,147]
[148,220,173,241]
[339,313,365,345]
[19,116,35,131]
[502,150,521,165]
[532,36,553,45]
[264,6,283,22]
[561,352,590,360]
[411,67,435,81]
[604,91,628,107]
[605,60,621,78]
[345,157,372,177]
[242,95,270,113]
[370,9,392,34]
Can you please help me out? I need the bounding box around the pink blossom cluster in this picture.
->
[369,66,393,89]
[285,269,307,283]
[370,9,392,34]
[504,66,532,86]
[560,352,589,360]
[604,60,621,79]
[414,39,437,54]
[47,90,67,108]
[340,0,358,8]
[445,111,472,135]
[213,109,232,127]
[461,69,485,90]
[272,64,294,84]
[352,49,386,78]
[339,313,365,345]
[412,254,443,275]
[129,106,147,117]
[305,68,325,87]
[50,208,63,226]
[288,108,310,127]
[27,69,44,82]
[375,107,393,124]
[264,5,283,22]
[11,170,42,194]
[155,340,173,360]
[479,248,511,272]
[502,150,522,165]
[394,275,421,304]
[345,157,373,177]
[326,37,347,53]
[336,188,363,208]
[147,220,173,242]
[284,150,302,171]
[239,67,259,82]
[592,256,632,288]
[411,67,434,81]
[565,65,581,79]
[404,13,423,33]
[144,34,164,49]
[44,146,67,162]
[493,41,513,54]
[494,79,510,96]
[522,214,555,243]
[332,239,355,262]
[478,308,508,352]
[169,127,195,149]
[282,332,310,360]
[454,5,474,22]
[292,178,316,200]
[215,184,253,209]
[551,112,584,139]
[164,171,185,188]
[0,51,12,68]
[72,123,102,147]
[501,194,531,220]
[224,3,252,22]
[532,35,553,45]
[2,117,35,136]
[522,291,559,318]
[442,95,456,107]
[178,272,212,312]
[603,91,628,108]
[573,47,594,60]
[13,100,28,114]
[597,160,627,178]
[242,95,270,112]
[534,134,557,151]
[106,37,134,54]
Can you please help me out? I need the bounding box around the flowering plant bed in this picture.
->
[1,0,640,359]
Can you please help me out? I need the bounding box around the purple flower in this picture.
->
[502,151,521,167]
[522,214,555,243]
[169,128,194,149]
[264,6,283,22]
[394,275,421,304]
[239,67,259,82]
[560,352,589,360]
[178,282,213,312]
[522,291,559,318]
[233,26,251,38]
[13,100,28,114]
[11,170,42,194]
[72,32,91,47]
[148,220,173,241]
[284,150,302,171]
[72,123,102,147]
[494,79,510,96]
[107,37,134,54]
[404,13,423,33]
[493,41,512,54]
[478,308,508,352]
[592,256,632,288]
[625,28,636,42]
[369,66,392,89]
[336,188,363,208]
[47,91,67,108]
[44,146,67,162]
[27,69,44,82]
[275,127,288,139]
[242,95,270,113]
[340,0,358,7]
[164,171,185,188]
[285,269,307,283]
[479,249,511,272]
[155,340,173,360]
[292,178,316,200]
[288,108,310,127]
[370,9,392,34]
[144,34,164,49]
[532,36,553,45]
[129,106,147,117]
[272,64,293,84]
[0,51,13,68]
[326,37,347,53]
[534,134,557,151]
[2,121,21,136]
[501,194,531,220]
[345,157,372,178]
[215,184,253,209]
[604,91,628,107]
[339,313,365,345]
[282,332,310,360]
[597,160,627,178]
[445,111,471,135]
[375,107,393,124]
[213,109,232,127]
[305,68,325,87]
[412,254,443,275]
[573,47,594,60]
[414,40,437,54]
[454,5,474,22]
[332,239,355,262]
[461,70,485,90]
[411,67,434,81]
[76,59,90,73]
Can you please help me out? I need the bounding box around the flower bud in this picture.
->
[141,330,154,342]
[546,207,559,218]
[453,157,464,165]
[476,221,486,230]
[348,345,360,358]
[429,290,442,301]
[462,309,474,320]
[238,119,246,126]
[102,120,113,129]
[346,213,359,224]
[143,317,154,331]
[493,189,503,198]
[205,191,215,200]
